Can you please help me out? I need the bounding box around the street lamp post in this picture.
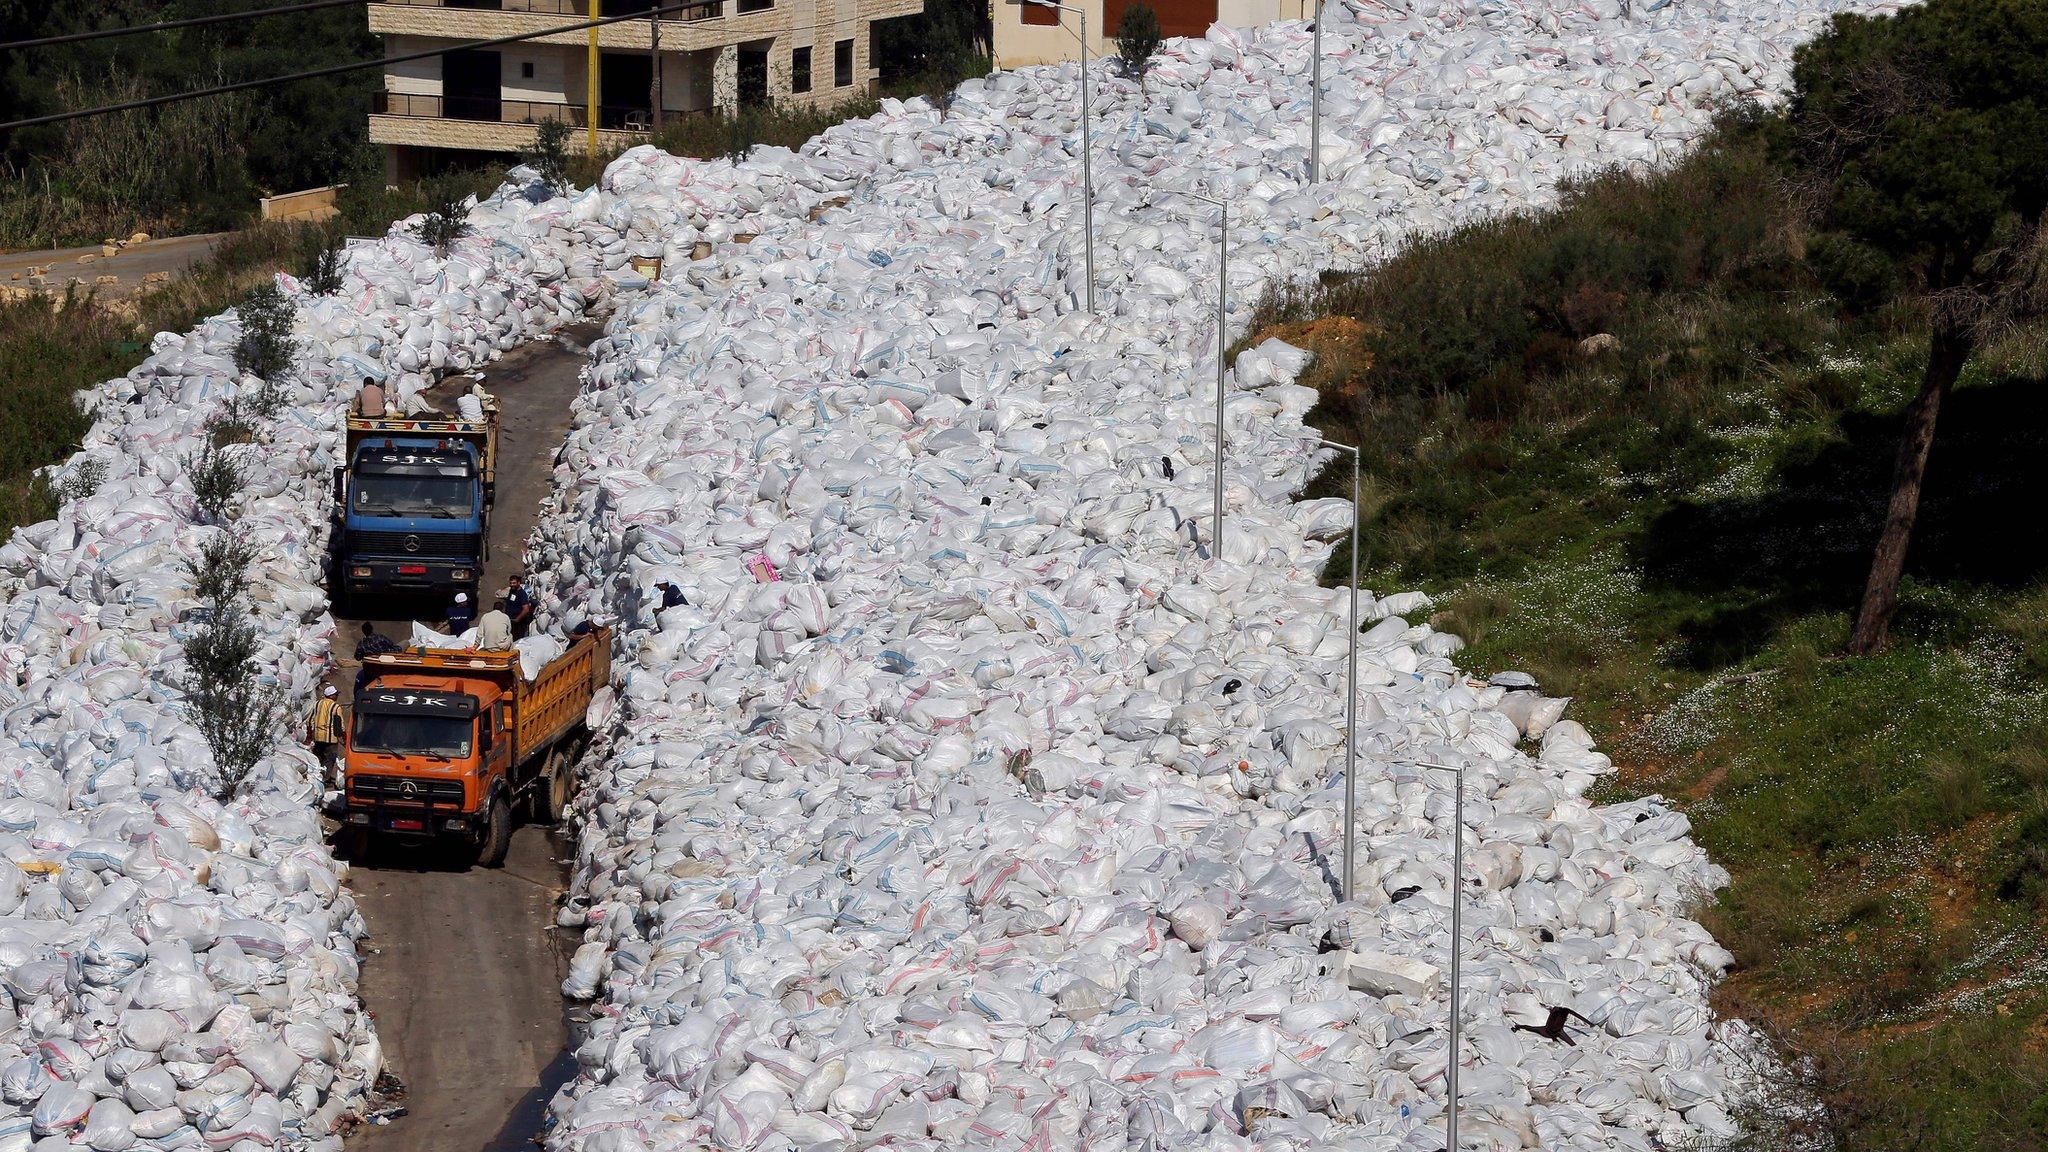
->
[587,0,601,156]
[1152,188,1232,559]
[1308,0,1322,183]
[1017,0,1098,313]
[1411,759,1468,1152]
[649,7,664,139]
[1316,437,1361,901]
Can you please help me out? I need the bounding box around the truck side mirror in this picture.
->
[478,724,491,754]
[332,466,346,506]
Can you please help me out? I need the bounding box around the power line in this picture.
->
[0,1,715,134]
[1,0,368,52]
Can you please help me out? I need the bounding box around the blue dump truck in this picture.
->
[333,401,499,604]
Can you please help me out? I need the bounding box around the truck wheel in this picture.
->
[535,750,573,825]
[477,794,512,869]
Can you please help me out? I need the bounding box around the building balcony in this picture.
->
[370,0,799,51]
[368,90,706,153]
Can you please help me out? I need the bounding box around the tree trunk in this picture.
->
[1845,321,1972,655]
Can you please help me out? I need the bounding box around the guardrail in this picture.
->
[372,0,745,19]
[373,91,708,131]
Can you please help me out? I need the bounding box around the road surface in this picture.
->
[338,324,600,1152]
[0,232,226,296]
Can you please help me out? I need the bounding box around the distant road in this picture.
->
[0,232,227,297]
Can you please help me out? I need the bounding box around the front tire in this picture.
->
[476,793,512,869]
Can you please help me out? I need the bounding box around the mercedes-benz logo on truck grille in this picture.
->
[400,780,418,798]
[404,535,420,553]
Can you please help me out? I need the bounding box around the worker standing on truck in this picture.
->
[357,376,386,418]
[308,683,345,780]
[506,574,535,639]
[476,596,514,651]
[353,623,401,693]
[445,591,475,635]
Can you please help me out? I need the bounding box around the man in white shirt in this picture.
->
[475,594,514,651]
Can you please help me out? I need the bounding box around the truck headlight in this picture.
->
[452,569,473,582]
[444,818,469,833]
[351,567,372,578]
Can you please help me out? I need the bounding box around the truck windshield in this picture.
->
[353,713,473,759]
[353,473,473,519]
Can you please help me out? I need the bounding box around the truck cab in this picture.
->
[348,672,499,832]
[335,405,498,602]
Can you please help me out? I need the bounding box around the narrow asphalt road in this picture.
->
[338,323,600,1152]
[0,232,226,296]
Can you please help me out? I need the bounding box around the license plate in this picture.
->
[388,819,425,831]
[398,566,428,575]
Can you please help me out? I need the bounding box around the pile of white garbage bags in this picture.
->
[0,174,623,1151]
[521,0,1903,1147]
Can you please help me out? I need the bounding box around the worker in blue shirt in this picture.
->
[506,573,537,639]
[352,623,399,694]
[445,590,475,634]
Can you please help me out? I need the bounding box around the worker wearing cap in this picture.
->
[308,683,346,780]
[476,595,514,651]
[445,590,474,635]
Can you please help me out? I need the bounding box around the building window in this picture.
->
[833,38,853,88]
[520,62,535,79]
[790,46,811,94]
[737,0,772,11]
[738,45,770,108]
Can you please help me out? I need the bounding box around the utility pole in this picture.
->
[650,6,664,137]
[586,0,601,155]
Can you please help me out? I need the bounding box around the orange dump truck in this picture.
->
[341,626,611,865]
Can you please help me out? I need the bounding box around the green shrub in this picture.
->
[180,598,290,800]
[178,529,288,800]
[1806,231,1899,307]
[233,282,299,412]
[525,118,573,192]
[1117,2,1163,86]
[1293,115,1800,405]
[411,198,472,257]
[186,531,257,606]
[649,97,882,165]
[306,242,345,296]
[184,438,243,524]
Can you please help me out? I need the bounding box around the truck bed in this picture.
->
[359,626,612,765]
[514,631,610,762]
[347,397,501,497]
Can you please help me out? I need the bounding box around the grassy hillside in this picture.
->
[1251,114,2048,1150]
